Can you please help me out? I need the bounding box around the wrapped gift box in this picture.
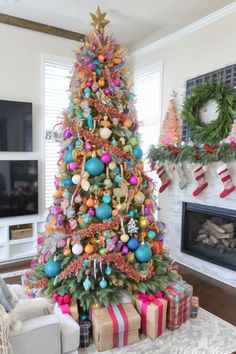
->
[134,293,167,339]
[164,280,193,330]
[191,296,199,318]
[92,303,140,352]
[79,320,91,348]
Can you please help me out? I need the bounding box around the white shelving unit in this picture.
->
[0,215,45,263]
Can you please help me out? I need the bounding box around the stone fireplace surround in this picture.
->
[159,161,236,287]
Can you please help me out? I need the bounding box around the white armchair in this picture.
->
[9,285,80,354]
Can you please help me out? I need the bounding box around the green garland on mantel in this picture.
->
[147,143,236,165]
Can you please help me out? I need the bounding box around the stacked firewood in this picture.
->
[195,219,236,248]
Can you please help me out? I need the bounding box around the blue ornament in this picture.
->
[132,146,143,159]
[64,177,73,186]
[127,238,140,251]
[85,157,105,176]
[148,230,156,239]
[102,194,111,204]
[95,203,112,220]
[83,277,92,291]
[105,264,112,275]
[83,259,90,267]
[44,260,61,278]
[128,210,135,218]
[64,149,73,163]
[99,277,107,288]
[92,59,100,66]
[135,242,152,263]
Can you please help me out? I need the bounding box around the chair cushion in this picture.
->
[11,298,53,322]
[56,314,80,354]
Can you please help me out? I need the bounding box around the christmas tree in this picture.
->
[28,8,177,310]
[159,93,180,146]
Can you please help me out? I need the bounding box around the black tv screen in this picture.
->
[0,100,32,151]
[0,160,38,218]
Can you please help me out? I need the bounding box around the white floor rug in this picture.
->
[78,307,236,354]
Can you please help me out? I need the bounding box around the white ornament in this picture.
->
[100,127,112,139]
[72,174,81,184]
[72,243,83,255]
[74,195,82,203]
[81,178,90,191]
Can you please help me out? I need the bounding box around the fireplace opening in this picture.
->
[181,202,236,271]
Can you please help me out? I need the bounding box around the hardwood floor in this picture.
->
[178,264,236,326]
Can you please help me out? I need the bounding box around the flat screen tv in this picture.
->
[0,100,32,151]
[0,160,38,218]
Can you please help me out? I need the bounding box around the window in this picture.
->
[43,56,72,209]
[134,64,162,170]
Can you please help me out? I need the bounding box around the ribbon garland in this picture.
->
[138,292,164,337]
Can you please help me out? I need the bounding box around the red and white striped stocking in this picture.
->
[156,164,171,193]
[192,165,208,197]
[217,164,235,198]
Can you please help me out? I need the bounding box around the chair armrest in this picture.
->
[56,314,80,354]
[10,314,61,354]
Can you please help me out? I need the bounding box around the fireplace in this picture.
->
[181,202,236,271]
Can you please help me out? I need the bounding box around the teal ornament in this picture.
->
[105,265,112,275]
[95,68,101,76]
[93,59,100,66]
[87,115,93,129]
[99,248,107,255]
[99,277,107,289]
[83,259,90,267]
[67,207,75,218]
[132,146,143,159]
[148,230,156,239]
[95,203,112,220]
[76,139,83,148]
[64,177,73,186]
[84,87,91,94]
[85,157,105,176]
[128,210,135,218]
[114,175,123,183]
[114,167,120,175]
[135,242,152,263]
[63,189,70,198]
[64,149,73,163]
[80,313,88,321]
[127,238,139,251]
[111,138,118,146]
[83,214,91,223]
[84,93,90,99]
[102,194,111,204]
[83,277,92,291]
[44,260,61,278]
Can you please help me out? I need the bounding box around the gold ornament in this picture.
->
[127,252,135,263]
[139,216,149,228]
[90,7,110,32]
[134,191,145,205]
[120,233,129,242]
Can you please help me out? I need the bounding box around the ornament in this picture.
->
[85,157,105,176]
[112,209,119,217]
[127,238,139,251]
[100,127,112,139]
[98,77,105,88]
[104,88,111,95]
[134,191,145,205]
[64,149,73,163]
[63,239,71,256]
[102,194,111,204]
[109,161,117,170]
[86,197,94,208]
[113,57,121,65]
[99,277,107,288]
[120,233,129,243]
[83,259,90,267]
[113,79,120,87]
[68,219,77,230]
[95,203,112,220]
[57,239,66,248]
[132,146,143,159]
[72,174,81,184]
[85,141,92,151]
[84,244,94,254]
[122,245,129,255]
[67,162,79,171]
[111,138,118,146]
[44,260,61,278]
[101,152,112,164]
[129,136,138,146]
[148,230,156,239]
[72,243,83,255]
[139,216,148,228]
[83,276,92,291]
[128,210,135,218]
[127,218,139,233]
[64,176,73,186]
[63,128,72,139]
[76,138,83,148]
[98,54,105,62]
[129,175,138,185]
[105,263,112,275]
[123,118,132,128]
[88,208,95,216]
[135,242,152,263]
[99,248,107,255]
[81,178,90,191]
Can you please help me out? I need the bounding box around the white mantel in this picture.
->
[159,161,236,287]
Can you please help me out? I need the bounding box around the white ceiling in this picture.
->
[0,0,234,49]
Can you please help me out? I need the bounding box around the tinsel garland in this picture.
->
[77,127,133,159]
[34,278,49,289]
[147,143,236,165]
[87,98,131,124]
[58,253,155,282]
[71,216,130,239]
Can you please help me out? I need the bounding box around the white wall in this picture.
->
[0,24,77,216]
[131,10,236,286]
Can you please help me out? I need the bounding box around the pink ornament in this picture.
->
[104,88,111,95]
[68,162,78,171]
[86,81,92,88]
[63,128,72,139]
[57,239,66,248]
[69,219,77,230]
[101,152,111,164]
[88,63,95,70]
[85,142,92,151]
[129,175,138,185]
[88,209,95,216]
[122,245,129,255]
[113,79,120,87]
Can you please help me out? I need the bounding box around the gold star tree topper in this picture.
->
[90,7,110,32]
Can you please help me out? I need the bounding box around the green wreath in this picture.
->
[181,83,235,145]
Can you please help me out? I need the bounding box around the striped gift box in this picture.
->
[164,280,193,330]
[191,296,199,318]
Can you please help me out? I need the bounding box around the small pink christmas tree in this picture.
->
[159,94,180,146]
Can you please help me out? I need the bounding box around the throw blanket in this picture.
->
[0,305,13,354]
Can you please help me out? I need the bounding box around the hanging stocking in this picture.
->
[156,164,171,193]
[192,165,208,197]
[174,163,187,190]
[217,164,235,198]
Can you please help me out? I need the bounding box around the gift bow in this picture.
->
[138,292,164,336]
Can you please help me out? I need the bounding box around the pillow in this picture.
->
[11,298,54,322]
[0,277,15,312]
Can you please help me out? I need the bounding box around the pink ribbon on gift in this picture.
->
[107,304,129,348]
[138,292,164,336]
